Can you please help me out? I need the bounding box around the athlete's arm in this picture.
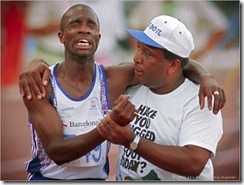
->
[183,59,226,114]
[106,60,225,114]
[23,84,135,165]
[104,62,137,106]
[23,82,105,165]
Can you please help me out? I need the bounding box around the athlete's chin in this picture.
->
[74,47,95,56]
[76,52,93,59]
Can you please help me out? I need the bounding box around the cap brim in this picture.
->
[127,29,165,49]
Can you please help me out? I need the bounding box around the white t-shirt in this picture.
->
[116,78,223,181]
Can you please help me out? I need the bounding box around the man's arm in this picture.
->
[183,59,226,114]
[97,115,212,178]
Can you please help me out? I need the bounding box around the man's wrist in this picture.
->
[129,135,141,151]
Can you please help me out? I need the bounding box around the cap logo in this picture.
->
[148,23,162,36]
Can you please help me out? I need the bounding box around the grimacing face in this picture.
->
[59,6,101,58]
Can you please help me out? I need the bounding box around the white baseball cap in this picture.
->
[128,15,194,58]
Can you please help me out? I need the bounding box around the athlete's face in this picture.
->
[59,6,101,58]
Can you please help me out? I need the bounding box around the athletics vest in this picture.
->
[26,63,111,180]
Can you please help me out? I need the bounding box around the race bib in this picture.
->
[68,141,107,167]
[62,117,107,167]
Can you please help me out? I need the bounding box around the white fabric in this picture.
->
[41,64,109,179]
[144,15,194,57]
[116,78,223,181]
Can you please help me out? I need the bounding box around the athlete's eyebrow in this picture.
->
[69,16,97,26]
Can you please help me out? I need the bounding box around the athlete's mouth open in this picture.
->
[76,39,90,47]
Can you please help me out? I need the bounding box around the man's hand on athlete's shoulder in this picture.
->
[19,58,51,100]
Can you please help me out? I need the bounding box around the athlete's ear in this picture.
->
[97,34,101,46]
[58,31,65,44]
[168,59,181,74]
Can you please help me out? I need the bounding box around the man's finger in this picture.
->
[19,80,25,98]
[33,74,46,99]
[19,87,24,98]
[114,95,130,106]
[116,96,132,111]
[42,67,51,86]
[207,93,213,111]
[213,89,226,114]
[218,89,226,110]
[199,91,205,110]
[28,73,42,100]
[19,73,33,100]
[22,82,32,100]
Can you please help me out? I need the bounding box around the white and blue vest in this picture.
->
[26,63,111,179]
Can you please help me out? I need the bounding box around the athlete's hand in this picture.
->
[97,115,135,147]
[19,58,50,100]
[199,75,226,114]
[109,95,137,126]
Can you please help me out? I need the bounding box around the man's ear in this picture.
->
[168,59,181,74]
[58,31,65,44]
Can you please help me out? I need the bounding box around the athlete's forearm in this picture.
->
[183,59,213,84]
[118,62,139,86]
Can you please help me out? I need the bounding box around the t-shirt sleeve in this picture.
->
[179,105,223,157]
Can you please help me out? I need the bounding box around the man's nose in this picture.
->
[133,50,142,64]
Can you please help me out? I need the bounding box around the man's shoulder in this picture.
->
[184,78,200,91]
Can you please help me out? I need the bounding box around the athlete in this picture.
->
[22,4,136,180]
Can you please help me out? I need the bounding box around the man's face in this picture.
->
[133,42,171,89]
[59,7,101,58]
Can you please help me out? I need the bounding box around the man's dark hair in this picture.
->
[162,49,188,68]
